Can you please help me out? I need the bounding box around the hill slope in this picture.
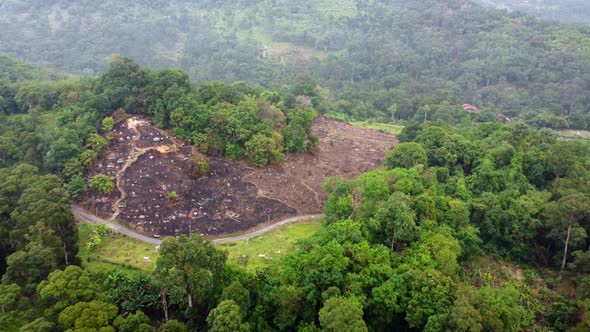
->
[1,0,590,128]
[476,0,590,24]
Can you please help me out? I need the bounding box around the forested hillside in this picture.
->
[476,0,590,24]
[2,1,590,331]
[1,51,590,331]
[2,0,590,128]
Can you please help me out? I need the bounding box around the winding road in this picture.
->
[72,205,324,246]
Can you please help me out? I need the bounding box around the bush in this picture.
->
[89,175,115,194]
[245,134,284,167]
[189,155,209,178]
[102,116,114,132]
[68,175,87,200]
[384,142,427,169]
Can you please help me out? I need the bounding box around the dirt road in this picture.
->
[72,206,324,246]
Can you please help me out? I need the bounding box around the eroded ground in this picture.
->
[84,116,396,236]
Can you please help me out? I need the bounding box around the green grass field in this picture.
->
[351,121,405,136]
[217,218,323,271]
[78,223,159,273]
[78,218,323,273]
[556,129,590,141]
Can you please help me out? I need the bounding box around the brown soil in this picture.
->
[268,43,328,61]
[244,116,396,214]
[83,115,396,236]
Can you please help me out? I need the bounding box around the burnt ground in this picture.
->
[83,116,396,237]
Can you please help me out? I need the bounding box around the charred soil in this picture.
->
[83,116,396,236]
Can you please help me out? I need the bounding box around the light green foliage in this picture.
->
[86,134,107,154]
[245,133,284,167]
[86,223,109,250]
[18,318,56,332]
[58,301,119,332]
[478,287,524,331]
[36,266,99,318]
[404,269,453,329]
[189,155,209,179]
[89,174,115,194]
[207,300,250,332]
[113,310,155,332]
[79,149,98,168]
[319,297,368,332]
[350,121,405,135]
[158,320,187,332]
[283,108,317,153]
[324,182,354,223]
[168,191,177,200]
[384,142,427,169]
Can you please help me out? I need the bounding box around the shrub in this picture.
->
[89,175,115,194]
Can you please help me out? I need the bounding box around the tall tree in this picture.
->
[544,194,590,271]
[155,235,227,314]
[319,297,368,332]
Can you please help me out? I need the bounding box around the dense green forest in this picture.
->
[2,0,590,331]
[1,53,590,330]
[2,0,590,128]
[476,0,590,24]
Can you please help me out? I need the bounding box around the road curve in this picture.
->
[212,214,325,244]
[72,205,324,246]
[72,206,162,245]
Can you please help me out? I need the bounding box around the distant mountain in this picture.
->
[1,0,590,128]
[476,0,590,25]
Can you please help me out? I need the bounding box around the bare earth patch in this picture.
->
[83,116,396,236]
[268,43,329,61]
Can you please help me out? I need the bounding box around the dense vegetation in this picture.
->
[0,55,318,330]
[477,0,590,24]
[1,52,590,331]
[2,0,590,128]
[2,0,590,330]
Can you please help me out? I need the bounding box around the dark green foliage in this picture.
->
[67,175,86,200]
[2,1,590,129]
[220,281,250,317]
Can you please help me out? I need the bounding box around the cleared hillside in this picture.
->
[83,115,396,236]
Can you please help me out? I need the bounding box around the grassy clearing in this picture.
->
[78,219,323,273]
[556,129,590,141]
[351,121,405,136]
[78,223,159,274]
[217,218,324,272]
